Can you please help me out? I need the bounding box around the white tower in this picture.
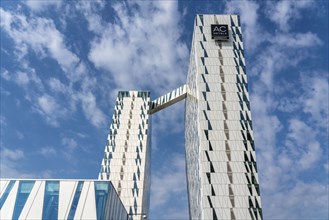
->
[99,91,151,219]
[185,14,262,220]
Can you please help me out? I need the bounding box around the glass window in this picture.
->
[67,181,84,220]
[42,181,59,220]
[0,180,16,209]
[94,182,110,220]
[12,181,35,220]
[108,186,115,218]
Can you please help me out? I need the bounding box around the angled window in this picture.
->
[12,181,35,220]
[95,181,110,220]
[0,180,15,209]
[42,181,59,220]
[67,181,84,220]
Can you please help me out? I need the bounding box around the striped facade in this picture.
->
[0,179,127,220]
[185,14,262,220]
[98,91,151,220]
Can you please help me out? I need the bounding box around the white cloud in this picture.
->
[277,96,300,113]
[225,1,322,89]
[225,0,265,52]
[0,148,30,178]
[251,37,322,92]
[271,31,323,50]
[0,8,83,82]
[61,137,77,151]
[284,119,323,171]
[324,163,329,172]
[265,181,328,219]
[1,8,106,128]
[287,119,315,146]
[39,146,57,157]
[2,66,43,91]
[0,163,32,179]
[1,69,10,81]
[75,1,106,34]
[266,1,313,31]
[151,153,187,209]
[300,75,329,128]
[0,87,10,97]
[25,0,62,12]
[0,115,7,126]
[0,146,55,178]
[35,94,66,126]
[1,147,25,160]
[297,141,322,170]
[61,137,78,162]
[37,95,57,115]
[48,78,67,93]
[80,92,106,128]
[88,1,188,95]
[15,71,29,85]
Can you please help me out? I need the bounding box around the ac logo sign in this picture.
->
[213,26,227,33]
[211,24,229,40]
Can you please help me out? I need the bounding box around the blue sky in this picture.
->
[0,0,328,219]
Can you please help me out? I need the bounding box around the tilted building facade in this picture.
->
[98,91,151,219]
[0,14,262,220]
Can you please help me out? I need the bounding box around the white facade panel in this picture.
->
[185,14,262,219]
[0,179,127,220]
[0,180,9,196]
[99,91,151,220]
[0,180,18,220]
[80,182,97,220]
[25,181,45,220]
[58,181,76,219]
[19,180,42,219]
[74,181,90,219]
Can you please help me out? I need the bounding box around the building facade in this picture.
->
[98,91,151,219]
[0,179,127,220]
[185,14,262,220]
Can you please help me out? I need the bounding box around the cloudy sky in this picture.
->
[1,0,328,219]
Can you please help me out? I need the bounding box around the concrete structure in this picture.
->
[0,14,262,220]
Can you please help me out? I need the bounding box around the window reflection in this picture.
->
[42,181,59,220]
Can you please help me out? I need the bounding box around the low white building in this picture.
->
[0,179,127,220]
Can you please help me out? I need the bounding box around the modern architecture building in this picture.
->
[98,91,152,219]
[0,14,262,220]
[184,14,262,220]
[0,179,127,219]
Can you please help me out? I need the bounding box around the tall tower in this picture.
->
[99,91,151,219]
[185,14,262,220]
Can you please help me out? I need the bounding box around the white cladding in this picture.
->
[0,179,127,220]
[99,91,151,220]
[185,14,262,220]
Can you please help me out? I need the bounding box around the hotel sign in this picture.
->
[211,24,229,40]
